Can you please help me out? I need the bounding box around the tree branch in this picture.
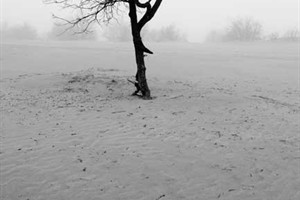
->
[135,0,151,8]
[138,0,162,31]
[44,0,128,32]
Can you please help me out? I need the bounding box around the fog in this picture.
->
[1,1,300,199]
[1,0,298,42]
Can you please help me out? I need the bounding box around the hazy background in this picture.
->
[1,0,299,42]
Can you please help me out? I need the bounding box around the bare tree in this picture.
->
[102,22,132,42]
[102,23,186,42]
[283,28,299,41]
[267,32,279,41]
[1,23,38,40]
[225,17,262,41]
[144,24,187,42]
[44,0,163,99]
[205,29,225,43]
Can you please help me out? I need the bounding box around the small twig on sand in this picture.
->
[155,194,166,200]
[112,111,126,114]
[127,79,136,85]
[127,78,141,96]
[168,95,184,100]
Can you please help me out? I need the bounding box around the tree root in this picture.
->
[127,78,152,100]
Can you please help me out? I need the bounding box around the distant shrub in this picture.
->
[47,24,97,41]
[1,23,38,40]
[205,29,226,42]
[282,28,299,41]
[102,23,187,42]
[267,32,280,41]
[144,25,187,42]
[224,17,262,41]
[102,23,132,42]
[205,17,263,43]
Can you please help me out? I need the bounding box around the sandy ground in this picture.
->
[0,41,299,200]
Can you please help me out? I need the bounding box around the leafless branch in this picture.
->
[135,0,151,8]
[44,0,128,32]
[45,0,162,34]
[138,0,162,31]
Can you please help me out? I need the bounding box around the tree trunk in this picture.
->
[133,38,151,99]
[129,1,152,99]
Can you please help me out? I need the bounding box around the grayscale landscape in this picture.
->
[1,0,299,200]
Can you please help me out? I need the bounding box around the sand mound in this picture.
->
[1,68,299,200]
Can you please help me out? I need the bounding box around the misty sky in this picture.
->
[1,0,299,42]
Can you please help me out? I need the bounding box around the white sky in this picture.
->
[1,0,299,42]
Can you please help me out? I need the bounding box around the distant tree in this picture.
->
[144,24,187,42]
[1,23,38,40]
[283,28,299,41]
[225,17,262,41]
[205,29,225,43]
[267,32,279,41]
[102,23,186,42]
[44,0,163,99]
[47,24,97,41]
[102,22,132,42]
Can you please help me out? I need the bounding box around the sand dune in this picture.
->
[0,41,299,200]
